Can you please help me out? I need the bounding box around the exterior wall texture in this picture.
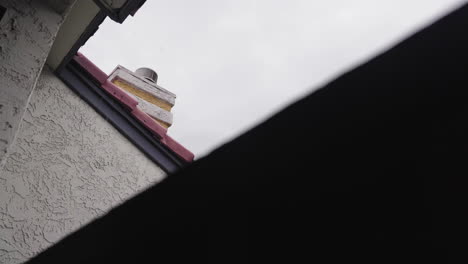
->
[0,67,166,263]
[0,0,73,169]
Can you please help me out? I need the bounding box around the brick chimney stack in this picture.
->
[108,65,175,129]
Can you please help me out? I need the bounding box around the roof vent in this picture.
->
[135,67,158,83]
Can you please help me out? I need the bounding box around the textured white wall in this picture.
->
[0,0,72,169]
[0,67,166,263]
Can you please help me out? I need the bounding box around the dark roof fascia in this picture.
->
[57,59,188,174]
[93,0,146,23]
[55,0,145,72]
[55,10,107,74]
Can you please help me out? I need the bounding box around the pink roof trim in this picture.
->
[74,52,195,162]
[131,109,166,139]
[161,135,194,162]
[74,53,108,84]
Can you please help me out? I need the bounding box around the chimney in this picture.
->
[107,65,176,129]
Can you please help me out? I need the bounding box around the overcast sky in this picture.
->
[81,0,466,158]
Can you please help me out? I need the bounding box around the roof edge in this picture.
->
[93,0,146,23]
[74,52,194,162]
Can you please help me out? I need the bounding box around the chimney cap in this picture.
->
[135,67,158,83]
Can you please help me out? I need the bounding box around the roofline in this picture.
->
[57,57,192,174]
[52,0,146,72]
[73,53,194,163]
[51,0,194,171]
[55,9,107,73]
[93,0,146,23]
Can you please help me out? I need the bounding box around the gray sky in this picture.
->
[81,0,466,158]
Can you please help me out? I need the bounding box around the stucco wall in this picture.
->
[0,67,166,263]
[0,0,73,169]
